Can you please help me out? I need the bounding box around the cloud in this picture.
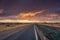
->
[16,8,60,21]
[0,0,60,21]
[0,7,60,21]
[0,16,17,20]
[17,10,45,19]
[0,9,4,14]
[45,13,59,17]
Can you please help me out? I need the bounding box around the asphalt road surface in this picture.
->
[0,24,60,40]
[0,24,41,40]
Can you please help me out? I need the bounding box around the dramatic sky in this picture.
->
[0,0,60,21]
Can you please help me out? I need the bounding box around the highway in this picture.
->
[0,24,60,40]
[0,24,40,40]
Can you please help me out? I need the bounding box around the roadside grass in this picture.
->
[37,23,60,40]
[38,23,60,28]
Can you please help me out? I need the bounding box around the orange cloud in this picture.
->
[18,12,35,18]
[46,13,58,17]
[17,10,45,18]
[16,10,60,21]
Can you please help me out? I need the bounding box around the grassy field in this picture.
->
[37,23,60,40]
[0,23,29,32]
[39,23,60,28]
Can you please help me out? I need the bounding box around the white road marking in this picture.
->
[35,25,49,40]
[34,25,38,40]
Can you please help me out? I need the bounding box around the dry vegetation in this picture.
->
[0,23,29,32]
[40,23,60,28]
[37,23,60,40]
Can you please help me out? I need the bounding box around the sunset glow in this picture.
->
[17,10,45,20]
[0,19,40,23]
[0,0,60,23]
[46,13,58,17]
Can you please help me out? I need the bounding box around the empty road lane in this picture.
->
[0,24,40,40]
